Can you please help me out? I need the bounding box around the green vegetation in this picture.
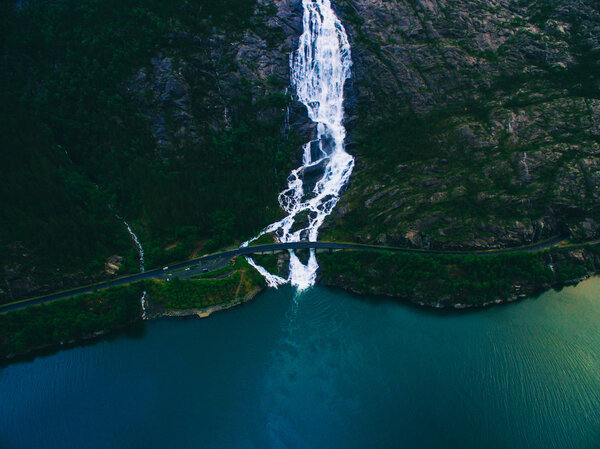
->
[190,265,234,280]
[0,284,143,359]
[248,233,278,247]
[319,249,592,305]
[0,257,266,361]
[146,258,264,309]
[324,1,600,247]
[0,0,296,303]
[250,254,281,276]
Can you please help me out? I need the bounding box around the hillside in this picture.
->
[0,0,305,302]
[322,0,600,249]
[2,0,600,302]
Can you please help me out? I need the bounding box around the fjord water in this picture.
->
[2,281,600,449]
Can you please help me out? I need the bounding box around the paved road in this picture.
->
[0,235,568,313]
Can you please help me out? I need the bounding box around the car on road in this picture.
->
[162,266,169,271]
[202,268,209,273]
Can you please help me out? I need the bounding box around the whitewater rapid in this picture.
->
[245,0,353,290]
[122,221,145,272]
[122,220,147,317]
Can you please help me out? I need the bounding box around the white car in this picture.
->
[162,266,169,271]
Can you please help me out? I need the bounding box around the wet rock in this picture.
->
[299,158,329,192]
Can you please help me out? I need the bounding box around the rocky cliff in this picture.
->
[3,0,600,302]
[319,0,600,249]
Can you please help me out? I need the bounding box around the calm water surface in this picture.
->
[2,279,600,449]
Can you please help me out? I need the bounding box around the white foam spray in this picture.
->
[123,221,145,273]
[246,0,353,290]
[140,290,148,319]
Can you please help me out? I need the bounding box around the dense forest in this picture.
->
[0,257,265,360]
[319,247,593,306]
[0,0,297,302]
[0,284,143,359]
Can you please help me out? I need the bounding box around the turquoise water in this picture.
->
[2,280,600,448]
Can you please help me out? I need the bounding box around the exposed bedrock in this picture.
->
[321,0,600,249]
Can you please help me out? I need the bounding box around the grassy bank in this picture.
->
[145,259,265,310]
[0,284,144,360]
[318,247,595,307]
[0,258,265,362]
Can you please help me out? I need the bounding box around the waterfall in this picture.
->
[246,257,288,288]
[123,221,147,318]
[282,87,291,137]
[548,253,556,274]
[119,219,147,317]
[245,0,354,290]
[140,290,148,319]
[521,152,531,183]
[123,221,145,273]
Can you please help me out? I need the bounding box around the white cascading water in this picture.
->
[123,221,145,273]
[140,290,149,320]
[245,0,353,290]
[122,220,148,317]
[93,183,149,316]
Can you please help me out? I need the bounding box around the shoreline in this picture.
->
[155,286,264,319]
[1,287,265,365]
[321,273,594,311]
[2,258,596,365]
[1,317,143,366]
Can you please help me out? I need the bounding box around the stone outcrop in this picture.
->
[320,0,600,249]
[125,0,312,162]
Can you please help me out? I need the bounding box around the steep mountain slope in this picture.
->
[3,0,600,303]
[0,0,307,302]
[322,0,600,249]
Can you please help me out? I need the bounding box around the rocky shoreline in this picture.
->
[318,245,600,309]
[1,281,265,365]
[322,272,594,310]
[149,286,264,320]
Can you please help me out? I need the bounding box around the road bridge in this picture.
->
[0,236,568,313]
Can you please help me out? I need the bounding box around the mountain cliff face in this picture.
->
[319,0,600,248]
[2,0,600,301]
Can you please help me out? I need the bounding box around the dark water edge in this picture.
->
[1,280,600,449]
[0,276,578,367]
[0,320,147,368]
